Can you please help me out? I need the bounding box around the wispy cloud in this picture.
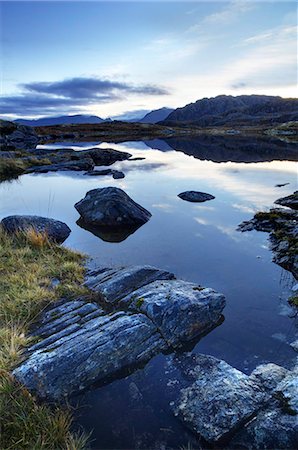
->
[1,77,170,115]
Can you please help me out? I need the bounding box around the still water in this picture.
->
[0,138,297,448]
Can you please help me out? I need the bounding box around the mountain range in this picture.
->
[161,95,298,127]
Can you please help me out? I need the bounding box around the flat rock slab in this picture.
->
[1,215,71,243]
[178,191,215,203]
[84,169,125,179]
[13,265,225,400]
[26,158,94,173]
[75,187,152,227]
[172,354,269,442]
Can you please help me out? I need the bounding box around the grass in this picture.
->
[0,226,89,449]
[0,157,52,181]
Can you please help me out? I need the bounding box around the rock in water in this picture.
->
[74,187,152,227]
[1,215,71,243]
[275,191,298,210]
[13,265,225,400]
[178,191,215,203]
[172,354,269,442]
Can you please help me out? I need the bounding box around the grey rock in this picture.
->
[275,191,298,210]
[0,120,39,149]
[250,363,289,391]
[85,265,175,304]
[290,339,298,352]
[13,308,165,400]
[125,280,225,347]
[230,407,298,449]
[275,362,298,414]
[13,265,226,401]
[1,215,71,243]
[75,187,152,227]
[26,158,94,173]
[172,354,269,442]
[178,191,215,203]
[78,147,132,165]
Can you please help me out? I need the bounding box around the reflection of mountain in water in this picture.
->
[77,218,142,243]
[146,135,298,163]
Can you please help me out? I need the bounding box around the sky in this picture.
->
[0,0,297,120]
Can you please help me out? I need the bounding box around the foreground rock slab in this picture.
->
[13,265,225,400]
[1,215,71,243]
[178,191,215,203]
[75,187,152,227]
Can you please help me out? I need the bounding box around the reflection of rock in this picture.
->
[1,215,71,243]
[76,218,141,242]
[13,265,225,400]
[178,191,215,203]
[75,187,152,227]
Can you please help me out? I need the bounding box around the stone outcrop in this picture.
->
[13,265,225,400]
[1,215,71,243]
[0,119,39,150]
[178,191,215,203]
[275,191,298,210]
[169,354,298,446]
[238,201,298,280]
[75,187,152,227]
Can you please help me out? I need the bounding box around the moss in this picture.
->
[135,297,145,308]
[0,226,89,449]
[288,294,298,307]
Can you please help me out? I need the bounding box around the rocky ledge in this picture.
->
[13,265,225,400]
[168,353,298,448]
[238,192,298,280]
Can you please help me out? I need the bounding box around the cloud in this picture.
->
[2,77,169,116]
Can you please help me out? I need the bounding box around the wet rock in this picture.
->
[290,340,298,352]
[172,354,269,442]
[275,191,298,210]
[275,363,298,414]
[26,158,94,173]
[13,265,225,401]
[230,406,298,449]
[84,169,125,179]
[75,187,152,227]
[78,147,132,165]
[85,265,175,303]
[178,191,215,203]
[1,215,71,243]
[249,363,289,391]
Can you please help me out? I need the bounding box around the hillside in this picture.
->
[161,95,298,127]
[15,114,105,126]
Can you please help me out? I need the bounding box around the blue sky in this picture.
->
[1,1,297,119]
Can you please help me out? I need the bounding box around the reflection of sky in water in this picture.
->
[1,141,297,449]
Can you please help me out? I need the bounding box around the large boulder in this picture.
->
[78,147,132,165]
[13,265,225,400]
[1,215,71,243]
[74,187,152,227]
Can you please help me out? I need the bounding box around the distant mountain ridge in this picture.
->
[161,95,298,127]
[139,107,174,123]
[15,114,106,126]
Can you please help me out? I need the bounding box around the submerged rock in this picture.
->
[275,191,298,210]
[178,191,215,203]
[75,187,152,227]
[13,265,225,400]
[1,215,71,243]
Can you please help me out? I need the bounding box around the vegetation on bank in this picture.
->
[0,156,51,181]
[0,226,89,449]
